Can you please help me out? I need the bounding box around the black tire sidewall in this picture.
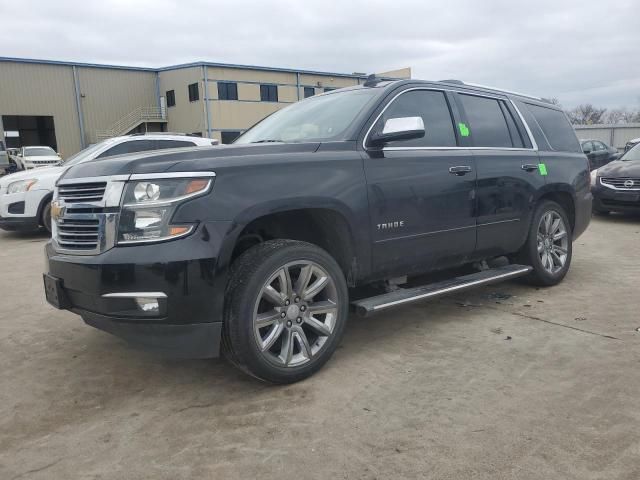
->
[224,240,349,383]
[523,201,573,286]
[42,202,52,233]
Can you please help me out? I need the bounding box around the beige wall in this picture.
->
[0,62,82,157]
[77,67,157,144]
[159,67,206,136]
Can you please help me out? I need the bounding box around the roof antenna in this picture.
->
[363,74,381,87]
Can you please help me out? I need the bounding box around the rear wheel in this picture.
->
[517,200,572,286]
[222,240,348,383]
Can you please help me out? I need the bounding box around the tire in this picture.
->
[222,239,349,384]
[517,200,573,286]
[41,202,52,234]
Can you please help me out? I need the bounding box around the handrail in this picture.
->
[96,106,166,141]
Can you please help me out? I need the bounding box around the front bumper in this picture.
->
[592,184,640,212]
[0,215,40,231]
[0,188,51,230]
[44,223,232,358]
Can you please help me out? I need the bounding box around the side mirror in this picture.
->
[369,117,425,146]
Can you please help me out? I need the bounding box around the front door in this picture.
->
[363,89,477,278]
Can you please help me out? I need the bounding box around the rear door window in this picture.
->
[154,140,196,150]
[593,141,606,151]
[458,94,513,148]
[374,89,457,148]
[524,104,581,152]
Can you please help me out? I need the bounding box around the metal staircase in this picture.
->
[96,106,167,142]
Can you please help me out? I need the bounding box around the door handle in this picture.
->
[449,165,472,176]
[521,164,539,172]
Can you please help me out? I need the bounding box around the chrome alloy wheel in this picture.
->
[253,261,339,367]
[537,210,569,274]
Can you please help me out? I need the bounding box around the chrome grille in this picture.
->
[56,215,101,251]
[600,177,640,191]
[58,182,107,203]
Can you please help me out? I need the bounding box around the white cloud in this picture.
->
[0,0,637,108]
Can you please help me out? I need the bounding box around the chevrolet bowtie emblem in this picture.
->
[50,201,65,222]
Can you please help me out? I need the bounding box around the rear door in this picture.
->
[455,92,543,258]
[363,88,477,277]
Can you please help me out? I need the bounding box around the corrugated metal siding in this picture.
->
[158,67,205,135]
[77,67,157,144]
[0,62,82,157]
[575,124,640,151]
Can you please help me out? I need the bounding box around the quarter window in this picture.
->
[188,83,199,102]
[373,90,457,148]
[458,94,513,148]
[217,82,238,101]
[524,103,581,152]
[166,90,176,107]
[260,84,278,102]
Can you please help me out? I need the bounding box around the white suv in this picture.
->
[0,134,216,233]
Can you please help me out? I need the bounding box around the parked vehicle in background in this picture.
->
[0,133,216,233]
[581,139,620,170]
[591,143,640,215]
[13,146,62,170]
[43,78,592,383]
[624,137,640,153]
[0,141,9,175]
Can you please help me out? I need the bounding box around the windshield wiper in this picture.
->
[251,139,284,143]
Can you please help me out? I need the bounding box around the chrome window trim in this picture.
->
[102,292,167,298]
[362,87,538,152]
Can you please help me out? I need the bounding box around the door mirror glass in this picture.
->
[369,116,425,146]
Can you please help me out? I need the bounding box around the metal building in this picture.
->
[0,57,410,157]
[574,123,640,152]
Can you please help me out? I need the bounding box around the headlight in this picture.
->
[117,176,213,244]
[7,179,38,194]
[590,169,598,187]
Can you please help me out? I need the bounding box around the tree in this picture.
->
[604,108,640,124]
[566,104,608,125]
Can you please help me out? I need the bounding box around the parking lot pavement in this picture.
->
[1,217,639,480]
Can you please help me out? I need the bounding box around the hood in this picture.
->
[61,142,322,181]
[597,160,640,177]
[0,166,66,188]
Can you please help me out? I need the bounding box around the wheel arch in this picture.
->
[535,185,576,233]
[36,191,54,227]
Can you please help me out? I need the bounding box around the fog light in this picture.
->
[135,297,160,313]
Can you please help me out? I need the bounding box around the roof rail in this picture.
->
[438,79,544,101]
[128,132,194,137]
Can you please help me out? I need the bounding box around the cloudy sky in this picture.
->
[1,0,638,108]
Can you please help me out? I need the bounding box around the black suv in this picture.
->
[43,79,592,383]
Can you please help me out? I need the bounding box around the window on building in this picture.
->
[373,90,457,148]
[323,87,337,93]
[304,87,315,98]
[458,94,513,148]
[221,131,242,144]
[218,82,238,101]
[188,83,199,102]
[260,84,278,102]
[166,90,176,107]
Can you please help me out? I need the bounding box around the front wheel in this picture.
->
[41,202,52,234]
[517,200,572,286]
[222,240,349,384]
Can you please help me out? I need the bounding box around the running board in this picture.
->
[352,264,532,317]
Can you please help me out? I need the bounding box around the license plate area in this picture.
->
[43,273,69,309]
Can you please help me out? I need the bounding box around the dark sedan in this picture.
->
[591,143,640,214]
[581,139,620,170]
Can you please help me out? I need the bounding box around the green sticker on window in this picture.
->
[458,122,470,137]
[538,163,548,176]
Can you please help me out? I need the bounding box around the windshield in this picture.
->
[621,144,640,162]
[24,146,56,156]
[235,88,380,144]
[63,141,111,167]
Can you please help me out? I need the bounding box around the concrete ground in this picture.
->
[1,215,639,480]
